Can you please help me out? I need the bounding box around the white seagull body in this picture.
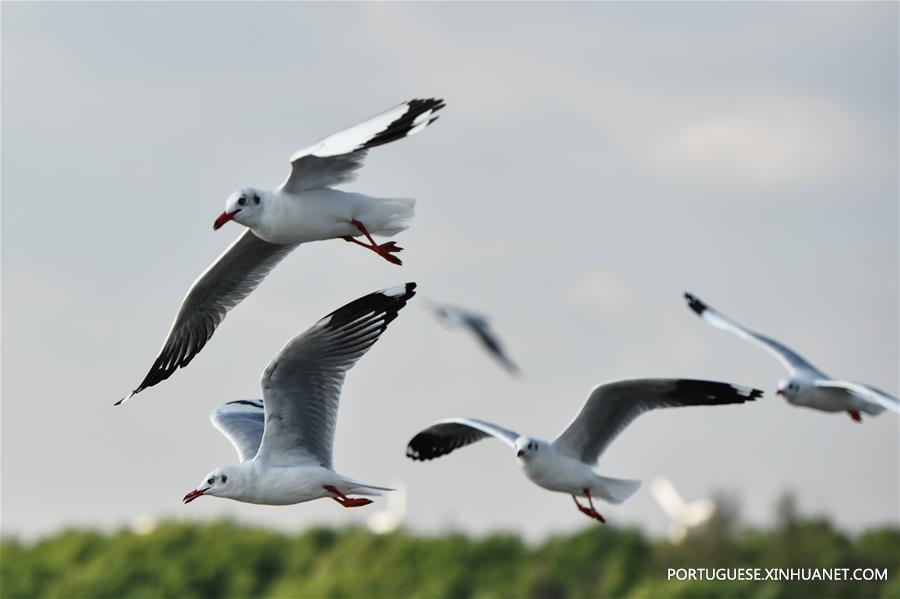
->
[650,477,715,543]
[684,293,899,423]
[120,99,444,402]
[182,284,416,508]
[407,379,760,523]
[429,302,519,374]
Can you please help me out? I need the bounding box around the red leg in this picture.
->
[572,491,606,523]
[341,497,374,508]
[583,489,606,523]
[848,410,862,423]
[346,219,404,266]
[323,485,373,508]
[572,495,595,518]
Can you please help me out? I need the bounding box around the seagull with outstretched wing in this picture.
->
[119,99,444,403]
[650,477,715,543]
[407,378,760,523]
[181,284,416,509]
[429,302,519,374]
[684,292,899,423]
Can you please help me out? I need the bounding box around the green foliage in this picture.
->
[2,507,898,599]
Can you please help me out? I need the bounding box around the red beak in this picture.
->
[775,389,784,396]
[183,488,206,504]
[213,209,241,230]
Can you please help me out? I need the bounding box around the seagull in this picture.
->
[182,283,415,508]
[119,99,443,403]
[650,477,715,543]
[367,481,407,534]
[406,379,760,523]
[428,302,519,374]
[684,292,900,423]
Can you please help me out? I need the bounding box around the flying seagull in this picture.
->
[406,378,760,523]
[684,292,899,423]
[428,302,519,374]
[182,283,415,508]
[650,477,715,543]
[119,99,443,403]
[367,480,408,535]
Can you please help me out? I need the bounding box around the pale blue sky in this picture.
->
[2,2,897,540]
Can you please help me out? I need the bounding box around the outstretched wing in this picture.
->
[405,418,520,461]
[553,379,761,464]
[280,98,445,193]
[255,284,416,468]
[684,292,823,376]
[210,400,265,462]
[430,303,519,374]
[465,317,520,374]
[814,380,899,414]
[119,231,298,403]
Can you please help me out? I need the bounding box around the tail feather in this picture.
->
[343,479,396,496]
[368,197,416,236]
[593,475,642,504]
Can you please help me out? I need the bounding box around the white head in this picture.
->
[183,466,240,504]
[515,437,542,462]
[213,188,267,231]
[775,378,804,404]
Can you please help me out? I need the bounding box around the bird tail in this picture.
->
[366,197,416,236]
[342,477,396,496]
[592,475,642,504]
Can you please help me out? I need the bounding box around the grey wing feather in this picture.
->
[465,318,519,374]
[255,284,417,468]
[815,380,900,414]
[280,98,445,194]
[120,230,298,403]
[684,293,823,376]
[210,400,265,462]
[406,418,520,461]
[553,379,761,464]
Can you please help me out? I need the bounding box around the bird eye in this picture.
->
[253,195,260,205]
[207,477,215,485]
[238,196,247,206]
[221,475,227,484]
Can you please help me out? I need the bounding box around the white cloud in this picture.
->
[649,96,885,187]
[565,268,631,311]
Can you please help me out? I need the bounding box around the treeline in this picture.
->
[2,499,898,599]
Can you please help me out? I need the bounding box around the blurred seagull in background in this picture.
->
[367,481,408,534]
[684,292,900,423]
[428,302,519,374]
[407,379,760,523]
[182,284,416,508]
[120,99,444,403]
[650,477,715,543]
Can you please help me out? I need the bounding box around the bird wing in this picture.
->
[650,477,687,520]
[406,418,520,461]
[465,316,520,374]
[120,230,298,403]
[280,98,445,194]
[209,400,265,463]
[255,284,416,468]
[553,379,761,464]
[814,380,899,414]
[684,292,823,376]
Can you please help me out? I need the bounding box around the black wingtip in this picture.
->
[684,292,707,316]
[322,282,417,330]
[114,392,134,406]
[405,432,444,462]
[362,99,446,150]
[669,379,763,405]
